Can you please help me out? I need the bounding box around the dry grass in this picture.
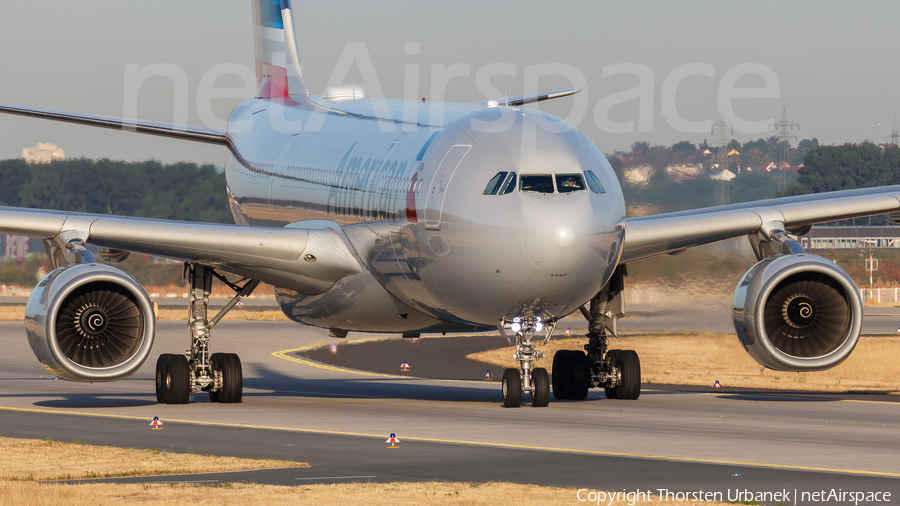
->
[153,308,288,322]
[0,439,735,506]
[468,333,900,393]
[0,481,733,506]
[0,306,24,321]
[0,437,304,482]
[0,305,287,322]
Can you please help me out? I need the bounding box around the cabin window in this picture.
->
[483,171,508,195]
[555,174,587,193]
[584,170,606,194]
[520,174,554,194]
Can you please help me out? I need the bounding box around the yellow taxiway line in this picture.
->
[2,404,899,479]
[272,340,408,379]
[271,336,511,383]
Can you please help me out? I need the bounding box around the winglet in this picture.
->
[477,87,583,108]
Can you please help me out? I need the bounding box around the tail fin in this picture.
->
[252,0,309,98]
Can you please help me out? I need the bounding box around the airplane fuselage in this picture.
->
[225,95,626,333]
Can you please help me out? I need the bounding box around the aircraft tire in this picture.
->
[604,350,620,399]
[165,354,191,404]
[219,353,243,403]
[155,354,171,404]
[566,351,590,400]
[616,350,641,400]
[502,368,522,408]
[551,350,570,399]
[209,353,224,402]
[531,368,550,407]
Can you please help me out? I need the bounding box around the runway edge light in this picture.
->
[484,370,493,381]
[150,416,164,430]
[713,380,721,390]
[401,360,410,372]
[385,433,400,449]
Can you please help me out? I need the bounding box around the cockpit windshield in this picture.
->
[519,174,555,194]
[483,171,508,195]
[482,171,596,195]
[555,174,586,193]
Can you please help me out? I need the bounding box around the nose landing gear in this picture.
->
[499,317,553,408]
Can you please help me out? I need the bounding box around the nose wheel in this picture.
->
[501,368,521,407]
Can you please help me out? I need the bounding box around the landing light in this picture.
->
[535,323,544,332]
[511,323,521,332]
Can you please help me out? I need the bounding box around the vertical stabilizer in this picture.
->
[252,0,310,98]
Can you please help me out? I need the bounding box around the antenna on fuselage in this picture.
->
[505,90,509,111]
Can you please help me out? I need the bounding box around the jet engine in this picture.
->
[732,254,862,372]
[25,263,155,381]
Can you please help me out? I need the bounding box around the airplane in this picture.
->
[0,0,896,408]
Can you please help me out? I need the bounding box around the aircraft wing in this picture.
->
[0,104,227,145]
[621,185,900,263]
[0,206,363,295]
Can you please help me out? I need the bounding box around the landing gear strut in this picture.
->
[155,264,259,404]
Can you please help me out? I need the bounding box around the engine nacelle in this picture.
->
[732,254,862,372]
[25,263,155,381]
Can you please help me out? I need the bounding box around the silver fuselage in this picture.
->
[225,95,626,333]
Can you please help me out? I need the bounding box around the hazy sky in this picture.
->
[1,1,899,166]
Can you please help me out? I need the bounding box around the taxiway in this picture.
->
[0,313,898,503]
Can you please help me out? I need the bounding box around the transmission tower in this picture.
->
[772,107,799,161]
[711,113,733,204]
[771,107,799,191]
[892,113,899,146]
[711,114,733,170]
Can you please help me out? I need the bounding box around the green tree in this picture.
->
[742,136,780,161]
[740,148,766,171]
[788,143,895,194]
[1,158,232,223]
[670,140,696,153]
[631,141,650,155]
[797,138,819,152]
[780,143,900,225]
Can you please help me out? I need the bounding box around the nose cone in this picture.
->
[520,193,613,276]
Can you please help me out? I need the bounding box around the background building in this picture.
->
[22,143,64,164]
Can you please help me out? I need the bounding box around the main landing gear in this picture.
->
[155,264,259,404]
[555,332,640,401]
